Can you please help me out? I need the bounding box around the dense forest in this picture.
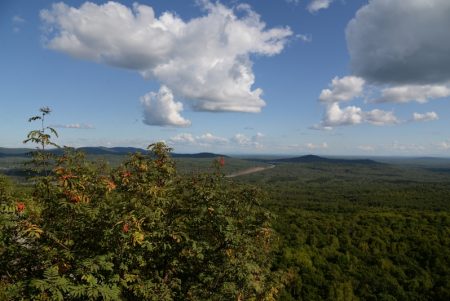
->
[242,162,450,300]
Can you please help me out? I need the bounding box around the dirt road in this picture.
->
[225,164,275,178]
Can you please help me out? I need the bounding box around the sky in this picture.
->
[1,0,450,156]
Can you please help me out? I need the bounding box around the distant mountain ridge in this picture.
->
[0,147,228,159]
[4,148,443,165]
[257,154,381,165]
[0,148,33,157]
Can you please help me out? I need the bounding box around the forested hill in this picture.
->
[251,154,381,165]
[0,147,228,159]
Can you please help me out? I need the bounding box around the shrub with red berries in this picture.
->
[0,108,279,300]
[218,156,225,167]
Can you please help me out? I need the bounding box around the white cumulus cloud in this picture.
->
[197,133,229,145]
[315,102,398,129]
[374,84,450,104]
[314,0,450,131]
[412,112,439,122]
[296,34,312,43]
[306,142,328,150]
[169,131,264,149]
[169,133,228,147]
[141,86,191,127]
[321,102,363,127]
[438,141,450,150]
[232,132,264,148]
[52,123,95,129]
[364,109,399,126]
[314,76,401,129]
[307,0,334,13]
[319,76,365,103]
[40,1,292,122]
[169,133,196,144]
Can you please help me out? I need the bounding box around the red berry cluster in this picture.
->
[17,202,25,213]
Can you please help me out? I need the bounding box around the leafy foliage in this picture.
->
[0,109,278,300]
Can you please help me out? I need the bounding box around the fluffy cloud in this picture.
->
[41,1,292,120]
[296,34,312,43]
[52,123,95,129]
[364,109,399,126]
[321,102,363,127]
[315,76,401,129]
[315,102,398,129]
[285,0,334,13]
[438,141,450,150]
[169,132,228,147]
[169,133,196,144]
[232,132,264,148]
[197,133,229,145]
[412,112,439,122]
[314,1,450,128]
[232,133,250,145]
[318,76,365,103]
[169,132,263,149]
[141,86,191,127]
[374,84,450,104]
[306,142,328,150]
[346,0,450,85]
[309,124,333,131]
[307,0,334,13]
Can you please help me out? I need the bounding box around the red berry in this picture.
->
[218,157,225,167]
[122,223,129,233]
[17,202,25,213]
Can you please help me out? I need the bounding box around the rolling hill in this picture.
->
[0,147,228,159]
[249,154,381,165]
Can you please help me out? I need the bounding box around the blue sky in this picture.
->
[1,0,450,155]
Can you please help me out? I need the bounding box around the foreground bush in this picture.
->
[0,109,279,300]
